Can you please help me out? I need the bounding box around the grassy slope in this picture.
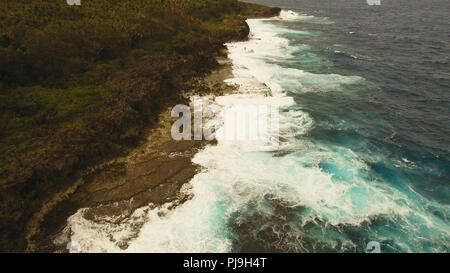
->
[0,0,280,252]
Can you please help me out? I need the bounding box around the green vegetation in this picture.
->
[0,0,280,252]
[0,0,247,85]
[0,0,248,177]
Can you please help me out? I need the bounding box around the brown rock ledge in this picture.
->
[0,3,281,253]
[34,58,237,252]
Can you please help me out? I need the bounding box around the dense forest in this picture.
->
[0,0,270,175]
[0,0,279,252]
[1,0,245,85]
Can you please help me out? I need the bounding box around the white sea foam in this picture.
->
[278,10,314,21]
[58,13,444,253]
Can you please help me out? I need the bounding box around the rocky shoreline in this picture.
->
[35,56,238,252]
[0,3,280,252]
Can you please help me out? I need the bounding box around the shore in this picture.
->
[35,56,243,251]
[0,2,281,252]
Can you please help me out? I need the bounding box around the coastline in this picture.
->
[3,0,448,255]
[35,57,237,252]
[52,14,296,253]
[30,7,282,252]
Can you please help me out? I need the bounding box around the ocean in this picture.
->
[63,0,449,252]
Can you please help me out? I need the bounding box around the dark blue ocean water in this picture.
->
[231,0,450,252]
[63,0,449,253]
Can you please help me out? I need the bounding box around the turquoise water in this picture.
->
[224,15,448,252]
[220,2,449,252]
[65,3,449,253]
